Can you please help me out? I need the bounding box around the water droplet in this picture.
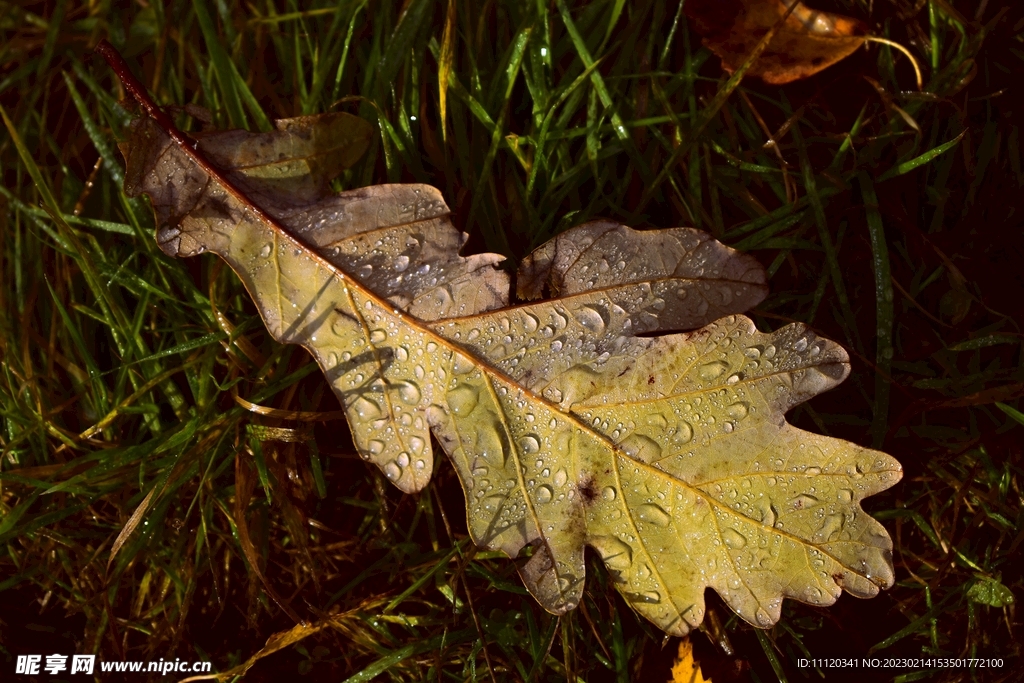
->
[763,344,776,359]
[755,609,773,627]
[646,413,669,429]
[543,386,564,403]
[536,485,553,503]
[575,306,607,335]
[352,396,382,419]
[637,503,671,527]
[522,312,539,333]
[259,244,272,258]
[671,421,694,445]
[601,486,617,501]
[838,489,854,503]
[726,402,749,420]
[698,361,729,380]
[397,452,410,467]
[394,254,410,272]
[384,462,401,480]
[722,528,747,549]
[409,436,425,455]
[369,329,387,344]
[396,381,421,405]
[553,468,568,487]
[519,435,541,454]
[619,434,663,463]
[805,466,821,476]
[550,339,563,352]
[367,440,385,456]
[793,337,808,352]
[447,385,479,416]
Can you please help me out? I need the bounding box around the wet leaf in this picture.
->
[685,0,867,85]
[966,577,1015,608]
[119,105,901,636]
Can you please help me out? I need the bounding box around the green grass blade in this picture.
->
[878,130,966,181]
[860,173,894,448]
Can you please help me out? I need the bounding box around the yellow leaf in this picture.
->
[670,638,711,683]
[115,79,902,637]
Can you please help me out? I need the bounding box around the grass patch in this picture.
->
[1,0,1021,680]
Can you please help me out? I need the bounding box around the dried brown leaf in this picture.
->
[686,0,867,84]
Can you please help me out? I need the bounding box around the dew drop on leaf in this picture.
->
[671,421,694,445]
[553,468,568,487]
[726,402,749,420]
[352,396,382,419]
[396,381,421,405]
[619,433,663,463]
[646,412,669,429]
[575,306,607,335]
[637,504,671,527]
[446,385,479,416]
[543,385,563,402]
[519,435,541,454]
[722,528,747,549]
[698,360,729,380]
[536,485,553,503]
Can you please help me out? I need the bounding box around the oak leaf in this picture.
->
[685,0,867,84]
[119,108,901,636]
